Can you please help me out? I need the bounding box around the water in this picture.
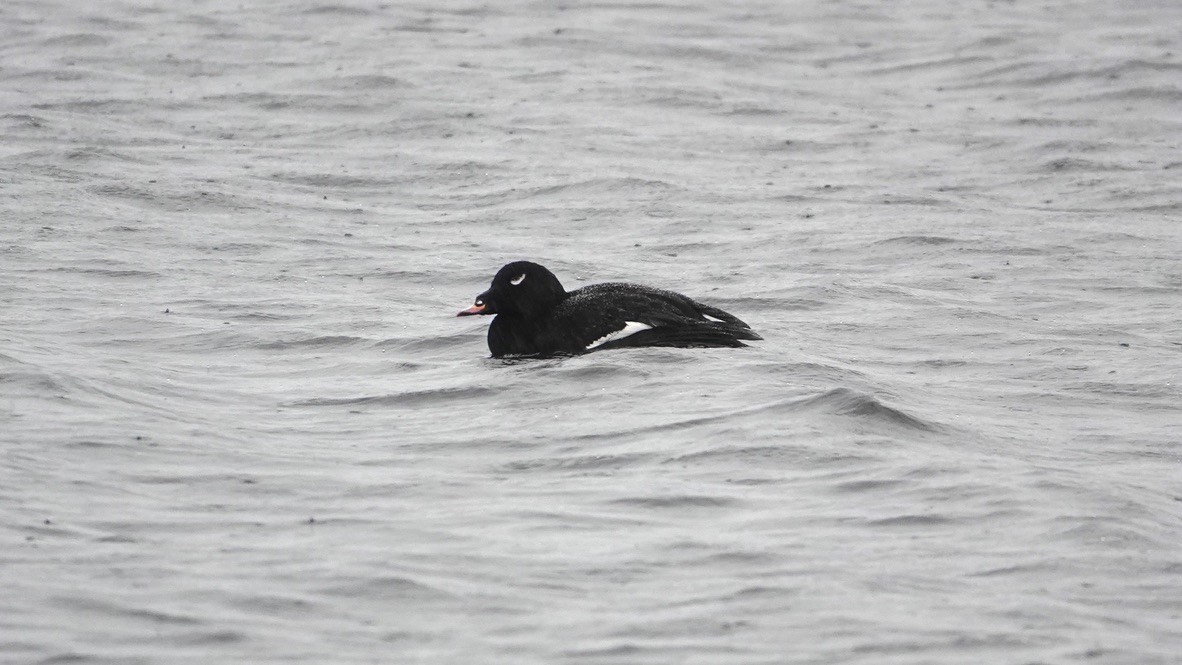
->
[3,1,1181,663]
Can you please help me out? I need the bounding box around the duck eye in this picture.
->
[510,274,526,286]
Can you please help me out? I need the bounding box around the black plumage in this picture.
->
[457,261,761,358]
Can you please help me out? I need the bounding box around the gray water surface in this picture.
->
[3,1,1181,663]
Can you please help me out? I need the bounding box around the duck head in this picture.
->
[457,261,567,318]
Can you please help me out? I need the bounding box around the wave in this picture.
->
[290,385,496,408]
[42,33,110,47]
[198,91,367,113]
[1041,157,1136,173]
[795,388,939,432]
[0,367,70,396]
[87,183,261,213]
[680,387,937,435]
[263,171,405,188]
[872,235,958,246]
[501,452,654,473]
[610,495,736,509]
[544,386,940,446]
[378,331,481,353]
[318,574,456,601]
[865,54,994,76]
[302,4,374,16]
[1069,85,1182,103]
[423,177,684,210]
[867,514,955,527]
[42,266,160,279]
[257,335,369,350]
[311,74,405,90]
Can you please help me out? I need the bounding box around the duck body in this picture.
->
[458,261,761,358]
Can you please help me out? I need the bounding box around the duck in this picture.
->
[457,261,761,357]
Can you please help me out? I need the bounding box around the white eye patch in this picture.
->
[510,274,526,285]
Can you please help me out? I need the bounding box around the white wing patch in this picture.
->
[702,314,724,323]
[586,321,653,350]
[510,273,526,285]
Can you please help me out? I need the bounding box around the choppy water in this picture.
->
[3,1,1181,663]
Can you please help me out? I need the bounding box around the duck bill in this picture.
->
[456,303,487,317]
